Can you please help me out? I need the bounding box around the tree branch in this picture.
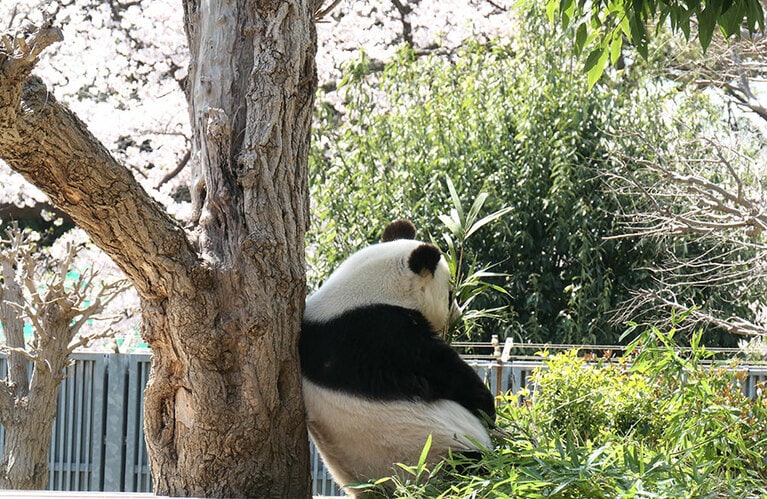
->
[155,148,191,190]
[314,0,343,21]
[0,22,202,300]
[605,128,767,337]
[390,0,413,47]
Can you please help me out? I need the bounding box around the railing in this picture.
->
[1,351,765,495]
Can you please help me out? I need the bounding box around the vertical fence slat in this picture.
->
[0,357,5,459]
[85,359,94,490]
[103,354,127,492]
[73,361,84,490]
[57,370,70,490]
[88,354,110,491]
[139,359,151,491]
[65,362,75,490]
[123,358,138,492]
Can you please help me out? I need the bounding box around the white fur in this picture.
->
[304,239,452,332]
[303,379,491,491]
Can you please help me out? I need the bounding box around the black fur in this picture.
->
[407,244,441,276]
[299,304,496,422]
[381,219,417,242]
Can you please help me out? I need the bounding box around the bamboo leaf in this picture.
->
[444,176,464,226]
[466,192,489,228]
[466,206,514,238]
[417,434,432,469]
[438,214,461,236]
[698,3,722,51]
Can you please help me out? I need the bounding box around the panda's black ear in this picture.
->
[408,243,441,276]
[381,219,417,242]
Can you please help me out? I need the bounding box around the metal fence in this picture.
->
[0,354,151,492]
[0,354,766,495]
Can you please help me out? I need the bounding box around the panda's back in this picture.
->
[299,304,495,423]
[302,377,491,488]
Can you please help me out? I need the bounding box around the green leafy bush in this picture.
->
[531,349,663,444]
[377,322,767,497]
[309,19,661,344]
[309,4,762,346]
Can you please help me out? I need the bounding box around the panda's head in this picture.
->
[304,220,453,333]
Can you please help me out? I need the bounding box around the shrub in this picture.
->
[309,23,660,345]
[380,323,767,497]
[531,349,664,444]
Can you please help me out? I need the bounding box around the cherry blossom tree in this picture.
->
[0,0,513,495]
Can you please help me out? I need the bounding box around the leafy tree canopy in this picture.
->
[544,0,765,85]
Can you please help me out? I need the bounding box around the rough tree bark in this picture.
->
[0,0,320,496]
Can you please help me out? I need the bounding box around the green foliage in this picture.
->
[309,18,661,344]
[542,0,765,85]
[309,3,761,346]
[626,323,767,486]
[531,349,663,444]
[382,321,767,497]
[438,176,512,343]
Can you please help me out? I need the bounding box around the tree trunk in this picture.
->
[0,0,319,494]
[0,380,59,490]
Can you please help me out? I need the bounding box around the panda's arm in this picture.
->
[415,338,496,423]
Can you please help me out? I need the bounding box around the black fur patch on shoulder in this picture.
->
[299,304,496,423]
[408,243,441,276]
[381,219,417,242]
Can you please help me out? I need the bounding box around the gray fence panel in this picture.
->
[743,365,767,398]
[124,357,150,492]
[103,353,128,491]
[46,354,106,491]
[466,360,539,397]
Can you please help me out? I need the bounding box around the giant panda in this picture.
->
[300,220,495,496]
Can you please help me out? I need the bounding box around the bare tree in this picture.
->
[667,32,767,122]
[0,225,127,489]
[0,0,322,495]
[598,29,767,342]
[606,133,767,338]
